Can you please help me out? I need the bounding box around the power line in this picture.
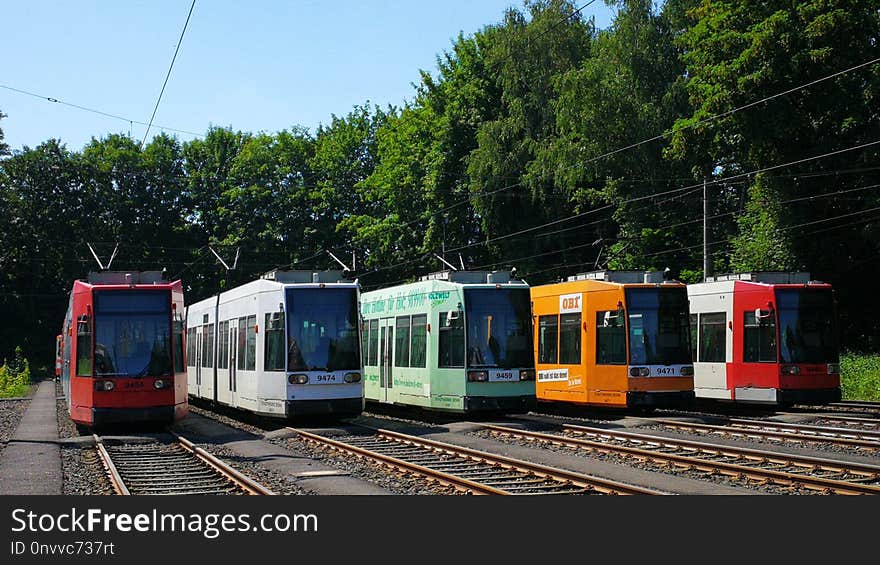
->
[141,0,197,148]
[380,56,880,238]
[359,139,880,282]
[0,84,203,138]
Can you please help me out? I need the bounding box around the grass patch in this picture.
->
[840,352,880,401]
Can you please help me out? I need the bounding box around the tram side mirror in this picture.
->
[446,310,460,325]
[755,307,773,320]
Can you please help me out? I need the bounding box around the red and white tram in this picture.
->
[687,272,840,405]
[58,271,188,426]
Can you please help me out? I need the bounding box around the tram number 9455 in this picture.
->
[122,380,145,389]
[315,374,338,383]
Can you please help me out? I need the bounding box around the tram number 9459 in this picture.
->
[122,380,145,389]
[315,374,338,383]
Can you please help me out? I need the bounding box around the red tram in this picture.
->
[687,272,841,405]
[57,271,187,426]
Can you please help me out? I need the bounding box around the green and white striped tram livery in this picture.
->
[360,270,536,413]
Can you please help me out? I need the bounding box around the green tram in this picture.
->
[360,270,536,413]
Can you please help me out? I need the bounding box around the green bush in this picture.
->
[840,353,880,401]
[0,346,31,398]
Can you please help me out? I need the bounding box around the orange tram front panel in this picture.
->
[59,271,188,426]
[530,271,694,409]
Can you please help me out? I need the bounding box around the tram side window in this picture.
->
[596,311,626,365]
[559,313,582,365]
[395,316,411,367]
[237,317,248,371]
[361,322,369,366]
[699,313,726,363]
[410,315,427,368]
[201,324,214,368]
[186,328,194,367]
[538,315,558,364]
[367,319,379,366]
[173,314,185,373]
[439,311,464,368]
[744,311,777,363]
[265,312,286,371]
[218,321,229,369]
[689,314,698,362]
[245,315,256,370]
[76,314,92,376]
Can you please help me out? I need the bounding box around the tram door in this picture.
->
[378,318,394,403]
[228,319,238,398]
[193,326,208,397]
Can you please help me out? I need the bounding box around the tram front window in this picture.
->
[286,288,361,372]
[464,288,533,369]
[625,287,692,365]
[776,289,837,364]
[93,290,172,377]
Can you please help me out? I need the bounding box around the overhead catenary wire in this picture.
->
[140,0,197,148]
[360,138,880,281]
[382,56,880,235]
[0,83,203,139]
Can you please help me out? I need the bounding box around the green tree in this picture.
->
[0,110,9,156]
[670,0,880,345]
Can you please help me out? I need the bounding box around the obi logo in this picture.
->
[559,293,581,313]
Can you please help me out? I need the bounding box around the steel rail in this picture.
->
[174,433,276,496]
[291,427,665,495]
[94,434,130,495]
[484,424,880,495]
[293,428,509,495]
[95,434,274,495]
[822,401,880,414]
[653,418,880,448]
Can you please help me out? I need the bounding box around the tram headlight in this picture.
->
[153,379,167,390]
[467,371,489,382]
[519,370,534,381]
[344,372,361,383]
[827,363,840,375]
[681,366,694,376]
[289,374,309,385]
[629,367,650,377]
[781,365,801,376]
[94,380,114,392]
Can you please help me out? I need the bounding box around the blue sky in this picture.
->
[1,1,616,152]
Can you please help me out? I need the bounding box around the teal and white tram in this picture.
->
[186,270,363,417]
[360,270,535,413]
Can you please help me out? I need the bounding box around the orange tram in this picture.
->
[530,270,695,409]
[57,271,187,427]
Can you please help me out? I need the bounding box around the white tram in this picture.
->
[186,270,364,417]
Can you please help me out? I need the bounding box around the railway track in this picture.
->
[484,423,880,495]
[652,418,880,449]
[802,414,880,429]
[94,434,275,495]
[291,427,665,495]
[813,401,880,415]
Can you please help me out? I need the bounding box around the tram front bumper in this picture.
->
[463,395,536,413]
[285,397,364,417]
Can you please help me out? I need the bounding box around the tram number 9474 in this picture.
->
[315,374,338,383]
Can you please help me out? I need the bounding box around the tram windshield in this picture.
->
[464,288,533,369]
[624,287,692,365]
[286,288,361,372]
[93,290,172,377]
[775,289,837,364]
